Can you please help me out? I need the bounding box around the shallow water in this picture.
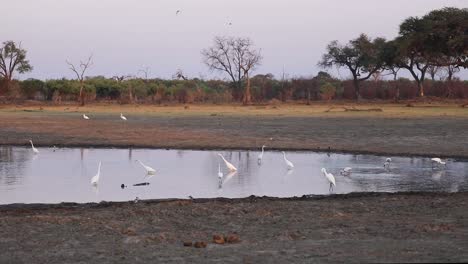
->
[0,146,467,204]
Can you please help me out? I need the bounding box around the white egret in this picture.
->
[91,161,101,186]
[218,153,237,172]
[282,151,294,170]
[136,160,156,175]
[29,140,39,154]
[257,145,266,164]
[120,113,127,121]
[321,168,336,192]
[217,163,223,179]
[384,157,392,168]
[431,158,446,168]
[340,167,352,176]
[83,114,90,120]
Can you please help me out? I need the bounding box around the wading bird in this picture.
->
[431,158,446,168]
[321,168,336,192]
[29,140,39,154]
[83,114,90,120]
[136,160,156,175]
[384,158,392,168]
[120,113,127,121]
[282,151,294,170]
[218,163,223,179]
[257,145,266,164]
[340,167,352,176]
[218,153,237,172]
[91,161,101,186]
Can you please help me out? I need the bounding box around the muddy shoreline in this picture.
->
[1,192,467,263]
[1,111,468,159]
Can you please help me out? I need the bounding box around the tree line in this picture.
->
[1,7,467,105]
[319,7,467,99]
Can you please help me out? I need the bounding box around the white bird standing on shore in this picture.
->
[83,114,90,120]
[217,163,223,179]
[136,160,156,175]
[91,161,101,186]
[431,158,446,168]
[340,167,352,176]
[218,153,237,172]
[321,168,336,192]
[29,140,39,154]
[120,113,127,121]
[282,151,294,170]
[257,145,266,164]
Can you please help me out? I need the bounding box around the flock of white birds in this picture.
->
[26,113,449,194]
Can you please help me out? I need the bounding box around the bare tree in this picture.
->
[0,41,32,93]
[138,66,150,81]
[66,55,93,106]
[202,36,262,105]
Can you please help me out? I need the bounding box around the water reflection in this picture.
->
[0,146,468,204]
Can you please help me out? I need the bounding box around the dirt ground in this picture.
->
[1,102,468,263]
[1,193,467,263]
[1,102,468,158]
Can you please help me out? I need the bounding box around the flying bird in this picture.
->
[29,140,39,154]
[218,153,237,172]
[282,151,294,170]
[321,168,336,192]
[83,114,90,120]
[257,145,266,164]
[120,113,127,121]
[340,167,352,176]
[136,160,156,175]
[91,161,102,186]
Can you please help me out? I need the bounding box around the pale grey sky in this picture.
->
[2,0,467,80]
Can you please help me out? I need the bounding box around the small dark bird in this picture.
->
[176,10,181,15]
[120,184,127,189]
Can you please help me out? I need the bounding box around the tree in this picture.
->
[423,8,468,69]
[428,65,441,81]
[390,8,468,97]
[319,34,386,99]
[202,36,262,105]
[66,55,93,106]
[0,41,32,93]
[251,73,274,101]
[393,16,440,97]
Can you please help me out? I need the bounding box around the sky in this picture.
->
[2,0,467,81]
